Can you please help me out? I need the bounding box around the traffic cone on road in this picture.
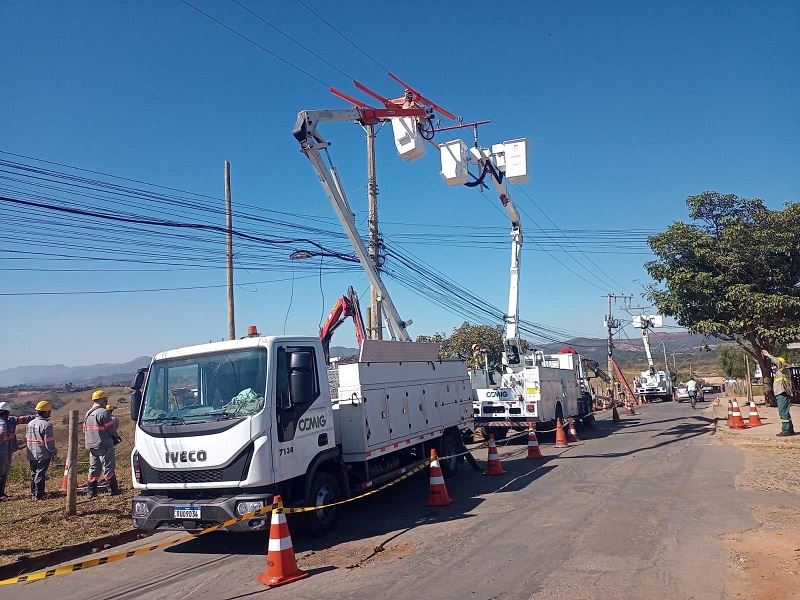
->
[567,420,580,442]
[625,398,637,416]
[729,398,748,430]
[257,495,309,587]
[554,419,569,448]
[423,449,455,506]
[727,399,733,427]
[483,435,506,476]
[746,399,764,427]
[60,459,70,492]
[526,424,544,459]
[612,405,621,424]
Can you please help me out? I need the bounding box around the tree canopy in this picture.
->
[645,191,800,403]
[417,322,529,369]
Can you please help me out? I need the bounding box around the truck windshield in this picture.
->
[141,348,267,424]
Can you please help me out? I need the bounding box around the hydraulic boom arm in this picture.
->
[472,152,523,367]
[293,107,431,342]
[319,286,366,363]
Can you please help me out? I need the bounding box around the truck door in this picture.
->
[272,345,333,483]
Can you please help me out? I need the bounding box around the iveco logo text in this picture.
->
[298,414,327,431]
[485,390,509,398]
[165,450,207,463]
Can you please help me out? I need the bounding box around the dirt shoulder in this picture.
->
[0,388,139,578]
[710,398,800,600]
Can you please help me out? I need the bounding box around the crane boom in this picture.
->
[293,107,431,342]
[472,154,523,366]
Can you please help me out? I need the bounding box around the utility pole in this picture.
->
[225,161,235,340]
[603,294,633,405]
[366,124,383,340]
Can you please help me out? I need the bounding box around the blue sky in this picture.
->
[1,1,798,371]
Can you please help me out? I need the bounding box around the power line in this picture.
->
[178,0,332,87]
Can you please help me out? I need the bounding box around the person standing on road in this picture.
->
[686,376,698,410]
[84,390,122,498]
[0,402,35,500]
[25,401,57,500]
[762,349,796,437]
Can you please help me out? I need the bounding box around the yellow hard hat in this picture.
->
[35,400,52,412]
[106,404,116,411]
[778,356,787,365]
[92,389,108,402]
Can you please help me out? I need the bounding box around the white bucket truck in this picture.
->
[472,349,594,439]
[129,336,471,534]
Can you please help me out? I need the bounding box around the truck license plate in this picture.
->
[174,506,201,519]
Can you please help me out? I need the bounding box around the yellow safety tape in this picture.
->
[1,416,591,585]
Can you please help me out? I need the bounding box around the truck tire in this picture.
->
[302,472,341,537]
[438,431,460,478]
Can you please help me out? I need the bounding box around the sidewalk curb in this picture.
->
[0,528,150,581]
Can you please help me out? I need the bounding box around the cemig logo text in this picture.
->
[298,414,327,431]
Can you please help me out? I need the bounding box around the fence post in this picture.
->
[66,410,79,515]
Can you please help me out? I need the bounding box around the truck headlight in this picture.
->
[235,501,265,516]
[133,501,150,517]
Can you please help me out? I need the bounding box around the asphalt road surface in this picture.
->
[6,400,760,600]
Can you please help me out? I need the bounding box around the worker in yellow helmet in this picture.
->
[25,400,57,500]
[762,349,795,437]
[83,390,122,497]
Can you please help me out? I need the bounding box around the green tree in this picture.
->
[415,333,447,359]
[645,192,800,406]
[718,344,747,379]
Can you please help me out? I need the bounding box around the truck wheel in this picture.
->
[438,431,460,478]
[302,472,340,537]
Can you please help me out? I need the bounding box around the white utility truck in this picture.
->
[439,131,595,439]
[129,336,471,534]
[130,88,476,535]
[471,349,595,439]
[632,315,674,402]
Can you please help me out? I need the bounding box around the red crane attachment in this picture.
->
[319,286,366,364]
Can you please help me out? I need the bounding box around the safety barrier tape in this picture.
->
[0,415,588,585]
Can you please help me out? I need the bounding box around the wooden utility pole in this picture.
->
[225,161,235,340]
[744,353,754,402]
[65,410,79,515]
[366,125,382,340]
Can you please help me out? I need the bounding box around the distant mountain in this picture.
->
[330,346,359,359]
[0,357,152,387]
[0,348,361,387]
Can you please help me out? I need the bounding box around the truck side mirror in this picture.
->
[131,390,142,421]
[131,368,146,391]
[289,351,313,405]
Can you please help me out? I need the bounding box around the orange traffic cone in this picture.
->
[60,458,70,492]
[554,419,569,448]
[423,449,455,506]
[746,399,764,427]
[526,424,543,459]
[483,435,506,475]
[257,495,309,587]
[729,398,748,430]
[567,420,580,442]
[727,399,732,427]
[612,405,621,424]
[625,398,636,416]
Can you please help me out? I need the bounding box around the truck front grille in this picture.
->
[155,469,224,484]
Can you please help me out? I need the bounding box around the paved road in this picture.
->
[6,401,776,600]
